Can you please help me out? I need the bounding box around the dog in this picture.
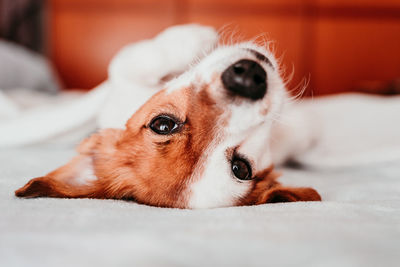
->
[15,25,321,208]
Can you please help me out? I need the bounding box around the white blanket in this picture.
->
[1,24,399,266]
[1,147,399,267]
[1,91,399,266]
[298,94,400,168]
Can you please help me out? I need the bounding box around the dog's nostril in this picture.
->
[253,74,264,84]
[233,64,245,75]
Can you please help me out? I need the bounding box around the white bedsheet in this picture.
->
[1,147,399,267]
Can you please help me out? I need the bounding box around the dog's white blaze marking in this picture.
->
[188,141,251,209]
[186,44,289,208]
[74,156,98,185]
[237,122,274,171]
[227,103,266,134]
[165,71,195,94]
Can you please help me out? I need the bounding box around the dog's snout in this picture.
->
[222,59,267,100]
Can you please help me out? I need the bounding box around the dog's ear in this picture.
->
[15,154,100,199]
[239,169,321,205]
[261,186,321,203]
[15,132,107,199]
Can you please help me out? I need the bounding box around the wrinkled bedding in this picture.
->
[1,33,399,267]
[1,147,399,267]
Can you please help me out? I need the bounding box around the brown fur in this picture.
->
[238,166,321,205]
[16,87,224,208]
[15,86,321,208]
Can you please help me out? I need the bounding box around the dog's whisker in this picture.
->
[286,76,310,103]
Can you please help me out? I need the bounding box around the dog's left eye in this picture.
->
[150,115,179,135]
[231,157,252,180]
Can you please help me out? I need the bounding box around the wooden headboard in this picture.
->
[49,0,400,95]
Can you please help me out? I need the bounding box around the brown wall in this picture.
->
[49,0,400,95]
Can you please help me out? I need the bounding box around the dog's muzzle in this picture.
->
[221,59,267,100]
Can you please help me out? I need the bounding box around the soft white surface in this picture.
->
[1,148,399,267]
[0,85,107,147]
[298,94,400,168]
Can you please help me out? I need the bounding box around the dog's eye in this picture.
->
[150,115,179,135]
[231,158,252,180]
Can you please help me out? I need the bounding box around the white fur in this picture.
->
[188,138,252,209]
[182,43,292,208]
[73,156,98,186]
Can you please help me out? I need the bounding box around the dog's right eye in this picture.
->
[150,115,179,135]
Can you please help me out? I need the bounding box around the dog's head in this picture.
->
[16,43,320,208]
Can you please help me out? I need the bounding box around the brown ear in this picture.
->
[15,175,97,198]
[16,176,59,198]
[15,129,123,199]
[15,154,100,199]
[262,186,321,203]
[15,129,122,198]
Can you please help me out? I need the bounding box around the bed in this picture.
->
[1,40,399,267]
[1,109,399,266]
[0,92,400,267]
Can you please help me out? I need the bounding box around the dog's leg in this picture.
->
[109,24,218,87]
[99,24,218,129]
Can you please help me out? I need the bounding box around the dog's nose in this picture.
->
[221,59,267,100]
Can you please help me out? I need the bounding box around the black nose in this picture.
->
[221,59,267,100]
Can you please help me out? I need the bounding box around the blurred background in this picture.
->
[1,0,400,95]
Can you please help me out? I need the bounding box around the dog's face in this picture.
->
[16,43,320,208]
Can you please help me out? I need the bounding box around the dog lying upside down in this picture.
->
[15,25,321,208]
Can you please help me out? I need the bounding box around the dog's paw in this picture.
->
[155,24,218,63]
[108,24,218,87]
